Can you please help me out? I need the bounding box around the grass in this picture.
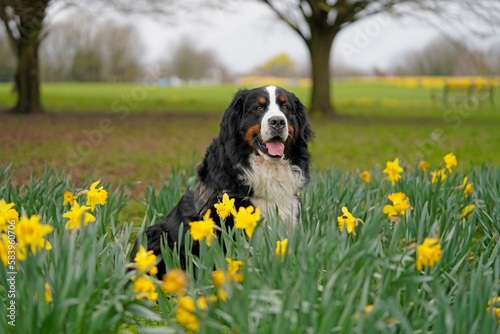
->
[3,111,500,201]
[1,161,499,333]
[0,80,498,115]
[0,83,250,114]
[1,80,500,195]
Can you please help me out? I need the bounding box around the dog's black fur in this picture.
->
[132,86,313,277]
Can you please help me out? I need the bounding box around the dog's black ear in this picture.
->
[294,94,314,144]
[218,89,247,142]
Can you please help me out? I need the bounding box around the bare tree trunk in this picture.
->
[12,38,43,114]
[306,29,337,116]
[1,0,48,114]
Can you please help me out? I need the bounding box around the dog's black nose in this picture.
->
[268,116,286,131]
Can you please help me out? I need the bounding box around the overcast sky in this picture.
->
[135,2,443,74]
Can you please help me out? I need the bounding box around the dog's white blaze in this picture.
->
[241,155,306,225]
[260,85,288,141]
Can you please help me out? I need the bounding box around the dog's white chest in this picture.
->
[240,155,306,224]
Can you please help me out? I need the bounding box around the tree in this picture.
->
[485,46,500,75]
[38,12,143,82]
[392,36,464,76]
[0,0,50,114]
[260,0,500,115]
[39,19,79,82]
[164,38,221,82]
[94,24,143,82]
[260,53,296,77]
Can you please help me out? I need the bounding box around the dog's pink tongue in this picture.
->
[266,139,285,156]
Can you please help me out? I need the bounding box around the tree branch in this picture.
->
[0,5,19,51]
[261,0,309,41]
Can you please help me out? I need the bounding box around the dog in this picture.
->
[134,85,313,276]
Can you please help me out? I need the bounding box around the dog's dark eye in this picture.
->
[281,105,288,111]
[256,106,263,111]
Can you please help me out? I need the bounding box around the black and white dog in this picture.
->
[136,85,313,276]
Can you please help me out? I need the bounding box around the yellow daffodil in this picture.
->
[189,209,216,246]
[161,268,187,295]
[0,199,19,231]
[16,215,54,254]
[461,177,473,198]
[209,260,245,301]
[461,204,476,218]
[443,152,457,173]
[234,206,260,239]
[416,237,442,271]
[63,202,96,230]
[226,257,244,282]
[418,160,430,171]
[355,304,375,322]
[63,191,75,206]
[486,297,500,319]
[131,275,158,301]
[212,269,226,287]
[214,193,236,220]
[197,294,217,308]
[176,295,203,332]
[0,234,10,266]
[430,169,447,184]
[383,158,403,186]
[226,258,243,273]
[275,238,288,262]
[44,282,52,304]
[337,206,357,235]
[216,287,228,302]
[133,245,158,276]
[86,180,108,212]
[0,234,26,265]
[359,171,371,183]
[16,244,26,261]
[383,192,413,218]
[212,269,228,301]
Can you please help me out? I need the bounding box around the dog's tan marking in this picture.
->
[244,124,261,147]
[279,95,286,102]
[259,97,266,105]
[287,124,295,146]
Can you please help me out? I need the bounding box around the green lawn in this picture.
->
[1,80,499,192]
[0,80,497,116]
[0,82,248,114]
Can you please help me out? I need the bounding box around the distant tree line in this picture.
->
[3,20,499,84]
[390,36,500,76]
[0,13,230,84]
[160,38,229,83]
[43,15,143,82]
[0,12,143,82]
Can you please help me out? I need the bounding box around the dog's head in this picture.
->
[219,85,313,162]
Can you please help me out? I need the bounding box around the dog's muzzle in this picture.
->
[256,115,288,159]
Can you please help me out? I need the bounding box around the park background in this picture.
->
[1,1,500,333]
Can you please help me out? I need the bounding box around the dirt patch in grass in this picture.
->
[2,111,500,199]
[1,112,220,197]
